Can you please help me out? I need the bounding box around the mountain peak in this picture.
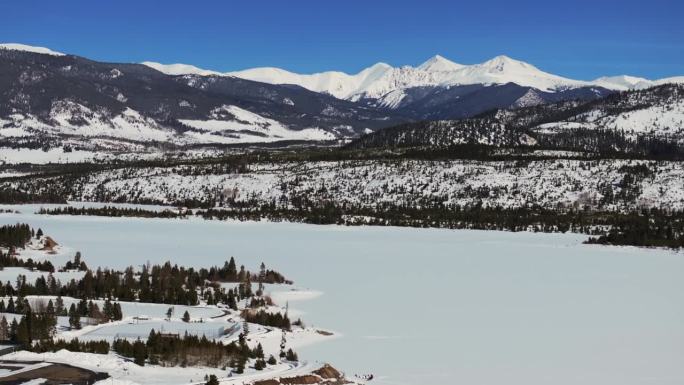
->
[480,55,535,72]
[418,55,464,72]
[363,62,393,73]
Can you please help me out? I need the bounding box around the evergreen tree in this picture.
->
[68,304,81,329]
[206,374,219,385]
[133,339,147,366]
[16,316,31,347]
[182,311,190,323]
[55,296,65,316]
[0,316,8,341]
[9,319,18,342]
[226,257,238,280]
[285,348,298,361]
[6,297,14,313]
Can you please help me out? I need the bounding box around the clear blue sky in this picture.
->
[1,0,682,80]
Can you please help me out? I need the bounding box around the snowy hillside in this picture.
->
[533,84,684,140]
[0,100,334,150]
[179,105,335,144]
[8,158,684,212]
[351,84,684,151]
[0,43,65,56]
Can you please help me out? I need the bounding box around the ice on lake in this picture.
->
[1,207,683,385]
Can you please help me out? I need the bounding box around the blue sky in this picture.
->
[1,0,682,80]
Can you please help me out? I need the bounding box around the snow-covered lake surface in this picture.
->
[1,206,683,385]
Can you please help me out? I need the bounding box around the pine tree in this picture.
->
[227,257,238,281]
[206,375,219,385]
[227,289,237,310]
[0,316,8,341]
[46,299,55,316]
[113,303,123,321]
[68,304,81,329]
[279,330,287,358]
[234,356,245,374]
[182,311,190,323]
[9,319,18,342]
[55,296,65,316]
[285,348,298,361]
[16,316,31,347]
[133,339,147,366]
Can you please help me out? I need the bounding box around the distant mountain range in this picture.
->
[147,52,684,107]
[0,43,683,151]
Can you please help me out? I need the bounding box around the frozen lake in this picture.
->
[1,206,683,385]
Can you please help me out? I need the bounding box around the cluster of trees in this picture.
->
[586,209,684,248]
[0,223,34,249]
[0,250,55,272]
[206,258,291,285]
[113,330,276,371]
[1,258,286,309]
[0,295,123,342]
[0,188,66,204]
[65,298,124,329]
[0,224,57,271]
[61,251,88,271]
[0,299,58,347]
[38,206,189,219]
[31,338,110,354]
[199,200,684,248]
[242,309,291,330]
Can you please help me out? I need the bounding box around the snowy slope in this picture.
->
[592,75,684,91]
[0,43,65,56]
[140,61,223,76]
[532,86,684,139]
[179,105,335,144]
[592,75,653,91]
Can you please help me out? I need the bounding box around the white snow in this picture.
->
[180,105,334,144]
[141,61,224,76]
[0,43,65,56]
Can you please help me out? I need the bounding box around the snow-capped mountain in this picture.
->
[228,54,591,103]
[416,55,465,72]
[224,62,394,100]
[145,53,683,107]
